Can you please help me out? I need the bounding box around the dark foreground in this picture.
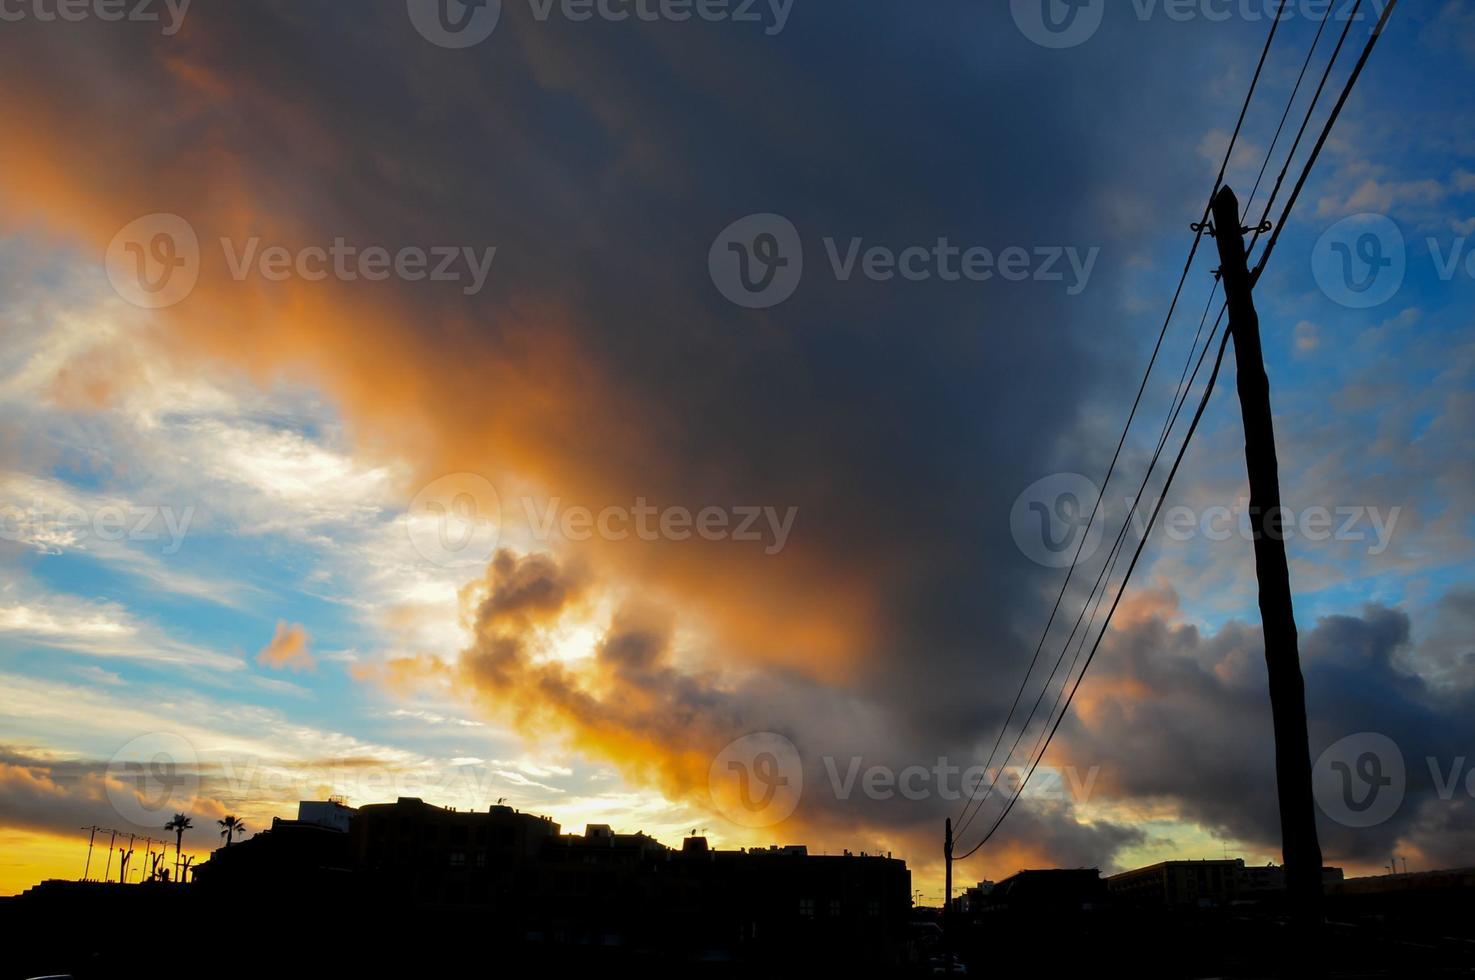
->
[4,881,1475,979]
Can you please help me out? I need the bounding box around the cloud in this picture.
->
[257,621,314,672]
[358,548,1150,880]
[0,592,241,672]
[0,750,229,846]
[1052,590,1475,874]
[1293,320,1320,353]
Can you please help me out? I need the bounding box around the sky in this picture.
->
[1,0,1473,901]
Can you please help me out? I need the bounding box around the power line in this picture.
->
[1243,0,1337,219]
[1253,0,1399,280]
[956,300,1228,864]
[951,7,1288,845]
[961,321,1233,859]
[1246,0,1371,262]
[957,0,1400,858]
[1026,304,1229,796]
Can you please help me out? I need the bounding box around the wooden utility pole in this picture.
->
[943,818,953,949]
[1211,186,1323,923]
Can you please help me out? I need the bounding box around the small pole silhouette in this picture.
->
[138,837,156,884]
[80,826,104,881]
[102,828,118,883]
[943,818,953,959]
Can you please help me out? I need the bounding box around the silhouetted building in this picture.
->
[194,796,914,967]
[961,879,994,913]
[191,808,352,897]
[298,797,356,832]
[1106,858,1345,908]
[352,797,560,906]
[1332,867,1474,896]
[1108,859,1243,908]
[982,868,1105,912]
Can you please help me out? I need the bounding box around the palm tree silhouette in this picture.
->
[217,815,246,847]
[164,813,192,884]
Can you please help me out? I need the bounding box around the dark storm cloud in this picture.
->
[0,1,1199,726]
[1053,593,1475,869]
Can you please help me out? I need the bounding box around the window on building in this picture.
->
[829,899,841,917]
[798,898,815,919]
[449,851,466,867]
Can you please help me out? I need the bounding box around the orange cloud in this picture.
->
[0,16,886,710]
[257,621,314,672]
[453,551,740,807]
